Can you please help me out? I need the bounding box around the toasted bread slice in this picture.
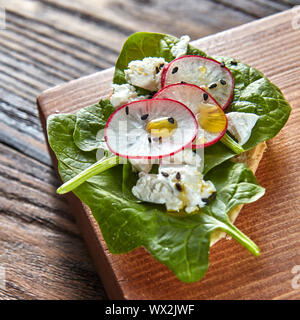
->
[210,141,267,246]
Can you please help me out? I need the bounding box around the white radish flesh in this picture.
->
[105,99,198,159]
[161,55,234,109]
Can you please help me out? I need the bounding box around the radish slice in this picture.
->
[105,99,198,159]
[154,84,227,148]
[161,55,234,109]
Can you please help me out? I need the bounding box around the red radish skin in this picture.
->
[154,83,228,148]
[104,98,198,159]
[161,55,234,110]
[154,83,219,108]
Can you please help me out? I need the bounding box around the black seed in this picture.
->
[220,61,225,68]
[159,63,165,69]
[176,172,181,180]
[220,79,227,85]
[148,137,152,143]
[210,191,217,200]
[172,66,178,74]
[181,81,186,84]
[203,93,209,101]
[175,183,182,192]
[231,60,237,65]
[202,191,216,205]
[202,198,210,205]
[159,136,162,143]
[161,171,169,177]
[168,117,175,124]
[141,114,149,120]
[155,66,160,74]
[209,83,217,89]
[148,91,157,98]
[125,106,129,115]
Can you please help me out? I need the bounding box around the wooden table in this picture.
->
[0,0,297,300]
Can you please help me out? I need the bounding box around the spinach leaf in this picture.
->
[122,162,138,200]
[73,99,114,152]
[204,161,264,219]
[47,114,265,282]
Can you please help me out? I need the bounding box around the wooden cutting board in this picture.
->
[37,9,300,300]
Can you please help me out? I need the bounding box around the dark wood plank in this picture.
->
[210,0,290,17]
[0,143,106,300]
[38,9,300,300]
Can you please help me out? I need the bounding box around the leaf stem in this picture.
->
[57,155,119,194]
[221,133,245,154]
[221,221,260,256]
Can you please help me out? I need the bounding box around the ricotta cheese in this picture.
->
[124,57,167,91]
[132,164,215,213]
[171,35,190,58]
[110,84,148,108]
[227,112,259,145]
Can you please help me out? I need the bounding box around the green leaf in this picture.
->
[204,160,260,191]
[57,155,119,195]
[220,133,245,154]
[202,161,265,256]
[73,99,114,151]
[47,114,265,282]
[122,162,139,200]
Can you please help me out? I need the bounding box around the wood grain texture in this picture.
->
[0,0,297,300]
[38,9,300,300]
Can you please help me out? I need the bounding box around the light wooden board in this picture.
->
[38,10,300,299]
